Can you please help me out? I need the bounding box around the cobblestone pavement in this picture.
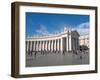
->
[26,51,89,67]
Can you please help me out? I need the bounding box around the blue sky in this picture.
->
[26,12,90,37]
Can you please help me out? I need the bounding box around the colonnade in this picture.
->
[26,29,80,55]
[26,39,61,53]
[71,37,79,51]
[26,37,72,54]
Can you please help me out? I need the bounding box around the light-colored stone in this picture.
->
[26,27,80,52]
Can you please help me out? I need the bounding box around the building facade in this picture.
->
[79,35,89,48]
[26,27,80,53]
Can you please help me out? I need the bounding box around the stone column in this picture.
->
[75,38,77,50]
[53,40,55,52]
[69,34,72,51]
[35,41,37,51]
[56,39,57,52]
[36,41,38,51]
[41,41,43,51]
[44,41,46,51]
[73,38,75,51]
[59,39,60,52]
[36,41,39,51]
[50,40,51,52]
[26,41,27,52]
[31,41,33,51]
[28,41,30,52]
[26,41,28,52]
[32,41,34,52]
[40,41,42,51]
[76,38,78,50]
[38,41,40,51]
[77,38,79,50]
[47,40,49,51]
[67,35,69,51]
[66,37,68,51]
[42,41,44,51]
[57,39,59,51]
[74,38,75,50]
[54,39,56,52]
[34,41,36,51]
[51,40,52,52]
[71,37,73,51]
[45,41,47,51]
[48,40,50,51]
[30,41,33,52]
[51,40,53,52]
[37,41,39,51]
[29,41,31,52]
[60,38,63,52]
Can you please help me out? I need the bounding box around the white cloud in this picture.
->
[78,22,89,29]
[36,25,50,35]
[72,22,90,35]
[35,22,89,36]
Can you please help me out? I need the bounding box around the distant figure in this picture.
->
[27,51,32,56]
[73,50,78,55]
[30,51,33,56]
[75,51,78,55]
[27,52,30,55]
[62,51,65,55]
[80,48,82,52]
[80,55,82,59]
[34,51,37,56]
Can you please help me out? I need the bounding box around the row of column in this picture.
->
[71,37,79,51]
[25,34,78,53]
[26,39,63,52]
